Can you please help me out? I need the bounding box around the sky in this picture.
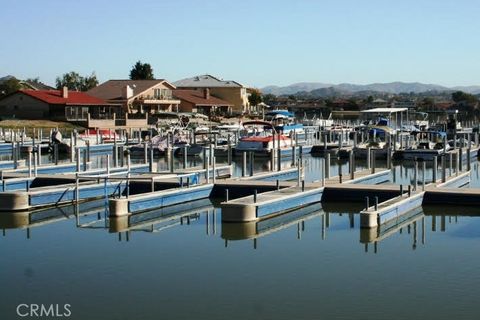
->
[1,0,479,88]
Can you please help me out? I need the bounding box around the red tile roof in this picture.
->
[19,89,109,105]
[173,89,232,106]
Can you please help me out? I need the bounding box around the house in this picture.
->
[173,74,249,114]
[0,88,120,122]
[173,89,233,115]
[88,79,180,115]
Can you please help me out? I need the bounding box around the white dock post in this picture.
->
[242,151,247,177]
[37,144,42,166]
[422,161,426,191]
[183,145,188,169]
[33,150,37,177]
[76,147,81,172]
[212,156,216,184]
[414,159,418,191]
[27,146,33,177]
[277,135,282,171]
[321,158,326,187]
[325,153,330,179]
[367,147,371,170]
[206,156,210,184]
[349,150,354,180]
[70,135,74,163]
[106,154,111,176]
[113,135,118,167]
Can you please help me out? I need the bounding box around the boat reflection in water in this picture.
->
[221,203,323,247]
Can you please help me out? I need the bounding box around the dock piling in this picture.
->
[249,152,254,177]
[367,147,371,170]
[441,155,446,183]
[374,196,378,211]
[76,147,81,172]
[242,152,247,177]
[433,156,437,182]
[225,189,229,202]
[408,185,411,197]
[212,156,216,183]
[414,159,418,191]
[422,161,426,191]
[365,196,370,210]
[183,145,188,169]
[325,153,330,178]
[253,189,257,203]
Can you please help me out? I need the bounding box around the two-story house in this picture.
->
[173,74,249,114]
[88,79,181,115]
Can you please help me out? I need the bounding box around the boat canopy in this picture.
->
[265,110,294,117]
[361,107,408,114]
[242,120,275,128]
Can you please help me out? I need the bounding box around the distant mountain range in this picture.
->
[262,82,480,96]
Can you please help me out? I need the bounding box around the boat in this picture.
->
[264,110,305,137]
[301,112,334,129]
[234,121,311,157]
[394,131,450,160]
[129,132,192,157]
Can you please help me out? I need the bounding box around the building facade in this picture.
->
[173,74,249,114]
[88,79,180,114]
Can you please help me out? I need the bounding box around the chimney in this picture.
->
[122,85,134,99]
[203,88,210,100]
[62,86,68,99]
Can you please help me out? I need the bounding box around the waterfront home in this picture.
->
[88,79,181,116]
[0,87,120,123]
[173,74,249,114]
[173,89,233,115]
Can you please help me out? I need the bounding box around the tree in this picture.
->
[262,93,276,105]
[452,91,477,103]
[0,78,21,97]
[129,61,154,80]
[55,71,98,91]
[81,72,99,91]
[248,89,263,107]
[25,77,41,84]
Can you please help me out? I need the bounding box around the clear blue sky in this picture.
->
[1,0,479,88]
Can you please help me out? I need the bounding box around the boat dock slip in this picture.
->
[109,183,213,217]
[360,171,472,228]
[221,203,323,241]
[108,198,212,233]
[237,168,299,181]
[221,186,322,222]
[0,180,126,211]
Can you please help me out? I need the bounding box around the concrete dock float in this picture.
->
[0,180,126,211]
[221,185,322,222]
[221,202,323,240]
[109,183,214,217]
[109,198,212,233]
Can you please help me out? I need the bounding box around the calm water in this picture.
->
[1,152,479,319]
